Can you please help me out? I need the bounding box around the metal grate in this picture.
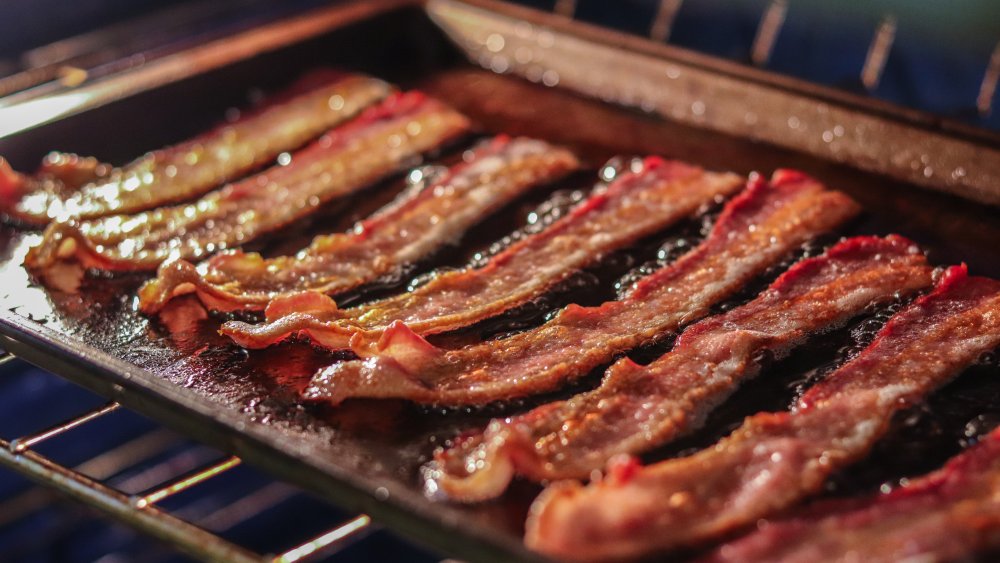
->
[0,350,376,563]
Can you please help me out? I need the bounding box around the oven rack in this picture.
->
[0,349,379,563]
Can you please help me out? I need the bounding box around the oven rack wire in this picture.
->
[0,349,378,563]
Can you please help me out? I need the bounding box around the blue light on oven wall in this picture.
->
[517,0,1000,131]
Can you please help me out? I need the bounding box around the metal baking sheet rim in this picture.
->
[0,0,418,138]
[430,0,1000,206]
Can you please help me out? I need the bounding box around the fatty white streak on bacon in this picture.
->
[301,169,859,406]
[137,136,579,314]
[24,92,470,273]
[219,158,743,348]
[425,235,934,502]
[1,72,391,224]
[525,265,1000,562]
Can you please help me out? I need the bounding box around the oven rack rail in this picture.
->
[0,349,381,563]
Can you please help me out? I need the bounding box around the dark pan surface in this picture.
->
[1,4,1000,562]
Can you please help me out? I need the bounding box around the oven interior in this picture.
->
[0,2,999,562]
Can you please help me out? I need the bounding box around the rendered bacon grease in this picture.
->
[704,427,1000,563]
[137,136,579,314]
[1,72,391,224]
[426,235,934,502]
[526,266,1000,561]
[24,92,470,273]
[221,158,743,349]
[302,170,859,406]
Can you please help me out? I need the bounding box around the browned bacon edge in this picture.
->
[424,235,934,502]
[703,426,1000,562]
[220,158,743,349]
[23,92,470,273]
[136,136,580,314]
[1,71,392,225]
[525,265,1000,562]
[300,169,859,407]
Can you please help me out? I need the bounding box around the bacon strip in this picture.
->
[0,152,112,216]
[525,266,1000,562]
[301,170,859,406]
[221,158,743,349]
[703,427,1000,563]
[24,92,470,273]
[136,136,579,314]
[426,235,934,502]
[2,72,392,225]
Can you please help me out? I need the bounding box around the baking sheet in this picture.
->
[1,3,999,561]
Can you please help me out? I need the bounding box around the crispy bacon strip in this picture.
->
[301,170,859,406]
[137,136,579,314]
[2,72,392,225]
[221,158,744,349]
[426,235,934,502]
[525,266,1000,562]
[24,92,470,273]
[703,427,1000,563]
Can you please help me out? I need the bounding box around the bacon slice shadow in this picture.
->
[703,426,1000,563]
[2,72,392,225]
[24,92,470,273]
[220,157,743,349]
[525,265,1000,562]
[425,235,934,502]
[301,169,859,406]
[137,136,579,314]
